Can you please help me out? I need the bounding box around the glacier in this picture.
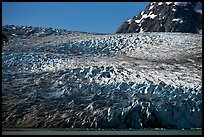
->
[2,25,202,129]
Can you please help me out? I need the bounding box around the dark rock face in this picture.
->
[116,2,202,34]
[2,33,8,45]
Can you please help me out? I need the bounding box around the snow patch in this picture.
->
[172,8,176,12]
[166,2,172,5]
[135,20,140,23]
[139,27,144,33]
[135,14,148,24]
[126,19,132,24]
[158,2,163,6]
[199,29,202,34]
[149,5,154,10]
[196,28,202,34]
[150,2,155,6]
[142,13,148,19]
[172,18,183,24]
[174,2,191,6]
[135,11,157,25]
[149,14,157,19]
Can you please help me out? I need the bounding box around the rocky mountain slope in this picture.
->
[2,25,202,129]
[116,2,202,34]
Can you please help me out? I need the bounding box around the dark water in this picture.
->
[2,129,202,135]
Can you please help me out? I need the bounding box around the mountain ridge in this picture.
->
[116,2,202,34]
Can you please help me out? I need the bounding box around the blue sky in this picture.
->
[2,2,150,34]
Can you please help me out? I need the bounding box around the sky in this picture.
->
[2,2,150,34]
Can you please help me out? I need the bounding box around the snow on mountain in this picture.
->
[2,25,202,129]
[174,2,191,6]
[116,2,202,34]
